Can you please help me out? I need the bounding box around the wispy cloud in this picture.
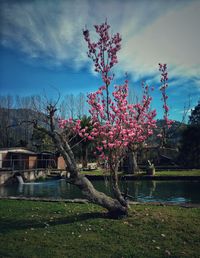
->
[0,0,200,87]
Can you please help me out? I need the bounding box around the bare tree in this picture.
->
[76,92,86,118]
[0,94,51,148]
[0,95,14,147]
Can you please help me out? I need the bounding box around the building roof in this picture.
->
[0,147,36,155]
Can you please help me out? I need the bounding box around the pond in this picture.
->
[0,178,200,204]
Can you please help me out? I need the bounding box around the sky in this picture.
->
[0,0,200,121]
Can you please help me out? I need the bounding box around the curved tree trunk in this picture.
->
[34,109,128,218]
[73,175,128,217]
[54,132,128,217]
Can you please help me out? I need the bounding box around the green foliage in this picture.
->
[179,125,200,168]
[178,101,200,168]
[189,101,200,125]
[0,200,200,258]
[73,115,96,165]
[148,120,186,149]
[31,128,54,152]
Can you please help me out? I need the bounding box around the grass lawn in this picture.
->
[155,170,200,177]
[81,169,200,177]
[0,200,200,258]
[80,169,108,176]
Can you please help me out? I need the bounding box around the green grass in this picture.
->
[80,169,108,176]
[0,200,200,258]
[81,169,200,177]
[155,170,200,176]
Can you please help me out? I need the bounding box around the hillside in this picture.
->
[0,108,187,151]
[0,108,50,150]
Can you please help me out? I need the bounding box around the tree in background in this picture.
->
[31,128,55,152]
[126,65,173,173]
[178,101,200,168]
[60,93,87,119]
[0,95,14,147]
[125,82,155,174]
[0,95,43,148]
[189,101,200,126]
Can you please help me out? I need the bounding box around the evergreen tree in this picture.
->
[179,101,200,168]
[189,101,200,125]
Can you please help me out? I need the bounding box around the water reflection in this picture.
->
[122,180,200,203]
[0,179,200,204]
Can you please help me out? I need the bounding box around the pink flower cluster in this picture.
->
[58,118,73,129]
[159,63,173,128]
[58,81,157,164]
[58,118,82,135]
[58,22,160,167]
[83,21,121,85]
[59,24,174,169]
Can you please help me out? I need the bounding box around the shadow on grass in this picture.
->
[0,212,108,234]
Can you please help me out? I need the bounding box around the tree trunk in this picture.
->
[127,150,139,174]
[73,175,128,217]
[82,144,88,168]
[58,137,128,217]
[110,165,129,213]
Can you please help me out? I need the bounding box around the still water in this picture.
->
[0,179,200,204]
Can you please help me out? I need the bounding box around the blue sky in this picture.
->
[0,0,200,121]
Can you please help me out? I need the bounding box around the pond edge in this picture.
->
[85,175,200,181]
[1,196,200,208]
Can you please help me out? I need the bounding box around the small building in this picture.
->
[0,147,37,170]
[0,148,68,171]
[37,151,57,169]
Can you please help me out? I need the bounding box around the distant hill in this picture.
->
[148,119,188,147]
[0,108,49,150]
[0,108,188,150]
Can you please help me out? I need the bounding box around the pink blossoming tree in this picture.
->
[57,21,168,216]
[38,22,171,217]
[158,63,173,147]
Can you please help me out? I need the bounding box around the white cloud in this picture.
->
[0,0,89,66]
[0,0,200,83]
[118,0,200,81]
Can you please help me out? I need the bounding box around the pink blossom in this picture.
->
[108,143,115,148]
[60,24,173,171]
[159,63,173,129]
[88,136,94,140]
[96,146,103,152]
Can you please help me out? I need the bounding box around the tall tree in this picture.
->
[0,95,14,147]
[179,101,200,168]
[189,101,200,125]
[34,22,171,217]
[76,93,87,118]
[58,22,169,216]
